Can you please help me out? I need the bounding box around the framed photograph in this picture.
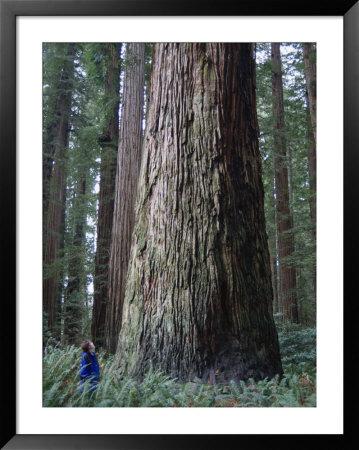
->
[1,0,356,448]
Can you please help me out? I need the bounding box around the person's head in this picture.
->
[81,339,95,353]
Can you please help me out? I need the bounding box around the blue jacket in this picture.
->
[79,351,100,383]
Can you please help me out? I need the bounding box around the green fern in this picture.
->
[43,323,316,408]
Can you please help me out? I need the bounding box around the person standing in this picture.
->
[79,340,100,391]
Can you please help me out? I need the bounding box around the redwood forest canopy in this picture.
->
[43,43,316,405]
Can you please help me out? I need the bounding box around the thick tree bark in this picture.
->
[91,43,121,349]
[271,43,299,324]
[115,43,283,383]
[43,45,75,334]
[106,43,146,354]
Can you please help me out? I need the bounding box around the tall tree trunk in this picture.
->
[269,214,279,314]
[43,44,76,258]
[55,182,67,340]
[271,43,299,324]
[91,43,121,349]
[268,168,279,314]
[63,174,87,345]
[303,44,316,296]
[106,43,146,354]
[43,140,68,336]
[43,44,75,335]
[115,43,283,383]
[306,91,317,298]
[306,102,316,238]
[303,43,316,143]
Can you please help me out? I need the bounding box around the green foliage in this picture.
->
[43,43,121,344]
[277,321,316,378]
[43,323,316,408]
[256,43,316,324]
[81,43,122,134]
[43,43,317,407]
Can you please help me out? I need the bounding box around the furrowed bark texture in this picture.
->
[92,43,121,349]
[106,43,146,354]
[115,43,283,382]
[43,46,75,333]
[271,43,298,324]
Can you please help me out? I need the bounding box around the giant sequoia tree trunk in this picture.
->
[91,43,121,349]
[106,43,146,353]
[271,43,299,324]
[115,43,283,383]
[43,45,75,335]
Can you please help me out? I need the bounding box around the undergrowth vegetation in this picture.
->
[43,322,316,407]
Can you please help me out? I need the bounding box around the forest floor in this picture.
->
[43,322,316,407]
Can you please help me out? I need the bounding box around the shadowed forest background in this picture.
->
[43,42,316,407]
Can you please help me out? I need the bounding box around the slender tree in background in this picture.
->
[63,167,88,345]
[91,43,121,349]
[303,43,317,300]
[303,43,316,239]
[303,43,316,144]
[61,46,104,344]
[115,43,283,382]
[255,44,280,316]
[257,43,316,324]
[271,43,298,323]
[106,43,146,354]
[305,101,316,239]
[43,44,76,255]
[268,184,279,313]
[43,43,75,336]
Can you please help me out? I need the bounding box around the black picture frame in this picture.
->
[1,0,356,448]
